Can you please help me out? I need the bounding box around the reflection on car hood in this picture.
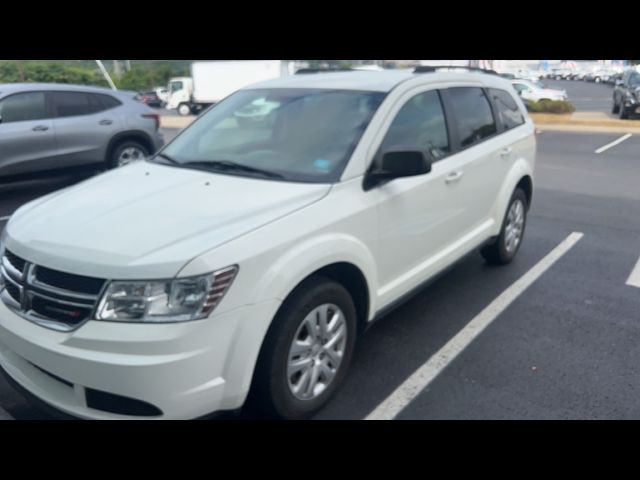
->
[5,162,331,279]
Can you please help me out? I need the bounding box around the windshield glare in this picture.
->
[157,88,386,183]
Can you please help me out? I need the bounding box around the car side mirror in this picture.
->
[364,149,432,190]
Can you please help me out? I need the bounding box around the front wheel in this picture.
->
[612,96,620,114]
[619,101,629,119]
[481,188,528,265]
[177,103,192,116]
[248,277,357,419]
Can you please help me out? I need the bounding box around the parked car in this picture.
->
[154,87,169,104]
[0,69,535,419]
[511,79,568,102]
[612,69,640,119]
[136,91,163,108]
[0,83,164,180]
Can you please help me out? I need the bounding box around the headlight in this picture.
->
[95,265,238,323]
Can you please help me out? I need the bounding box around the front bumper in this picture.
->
[0,296,280,419]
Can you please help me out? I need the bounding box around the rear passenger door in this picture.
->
[49,91,122,167]
[440,86,506,237]
[0,91,57,177]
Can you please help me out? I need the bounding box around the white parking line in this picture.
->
[365,232,584,420]
[626,255,640,288]
[594,133,632,154]
[0,215,10,222]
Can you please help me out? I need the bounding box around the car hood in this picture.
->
[5,162,331,279]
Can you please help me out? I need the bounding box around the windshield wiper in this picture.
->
[181,160,284,179]
[152,153,180,165]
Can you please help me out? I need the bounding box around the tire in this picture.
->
[177,103,191,116]
[248,276,358,419]
[612,96,620,114]
[109,140,149,169]
[619,100,629,119]
[481,188,528,265]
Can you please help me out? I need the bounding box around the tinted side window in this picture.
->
[378,90,450,160]
[489,88,525,130]
[0,92,47,123]
[447,87,497,147]
[51,91,94,117]
[94,93,121,110]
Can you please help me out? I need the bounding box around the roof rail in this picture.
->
[414,65,499,76]
[295,67,354,75]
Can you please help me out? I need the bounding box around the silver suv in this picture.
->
[0,83,164,179]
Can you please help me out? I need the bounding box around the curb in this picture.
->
[160,116,195,129]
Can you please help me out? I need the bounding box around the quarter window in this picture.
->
[447,87,497,147]
[0,92,47,123]
[378,90,450,161]
[489,88,525,130]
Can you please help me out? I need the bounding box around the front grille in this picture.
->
[31,296,92,326]
[4,281,20,303]
[35,265,104,295]
[4,250,26,273]
[1,249,106,331]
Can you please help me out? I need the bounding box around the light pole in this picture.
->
[95,60,117,90]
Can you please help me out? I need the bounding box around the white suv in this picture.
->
[0,68,535,420]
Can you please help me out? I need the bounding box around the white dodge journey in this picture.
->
[0,67,535,419]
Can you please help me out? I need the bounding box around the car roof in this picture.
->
[244,70,514,93]
[0,82,136,100]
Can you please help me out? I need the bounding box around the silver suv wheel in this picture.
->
[287,303,347,401]
[117,146,146,167]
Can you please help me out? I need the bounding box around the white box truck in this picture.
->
[166,60,295,116]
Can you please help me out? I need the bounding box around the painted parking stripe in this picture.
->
[365,232,584,420]
[594,133,632,154]
[0,216,10,222]
[626,255,640,289]
[0,406,12,420]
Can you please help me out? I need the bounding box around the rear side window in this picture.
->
[0,92,47,123]
[378,90,450,160]
[447,87,497,147]
[489,88,525,130]
[51,91,95,117]
[94,93,121,110]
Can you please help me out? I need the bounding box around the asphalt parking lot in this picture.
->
[544,78,615,114]
[1,127,640,420]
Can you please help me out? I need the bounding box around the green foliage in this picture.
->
[526,99,576,114]
[0,60,191,91]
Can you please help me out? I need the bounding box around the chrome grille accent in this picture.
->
[0,250,106,332]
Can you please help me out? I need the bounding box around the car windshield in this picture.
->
[629,73,640,87]
[154,88,386,183]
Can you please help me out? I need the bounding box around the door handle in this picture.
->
[32,125,49,131]
[445,170,464,184]
[500,147,513,158]
[99,119,113,125]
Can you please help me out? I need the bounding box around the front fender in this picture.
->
[252,233,378,320]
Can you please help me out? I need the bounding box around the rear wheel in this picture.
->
[481,188,528,265]
[248,276,357,419]
[109,140,149,169]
